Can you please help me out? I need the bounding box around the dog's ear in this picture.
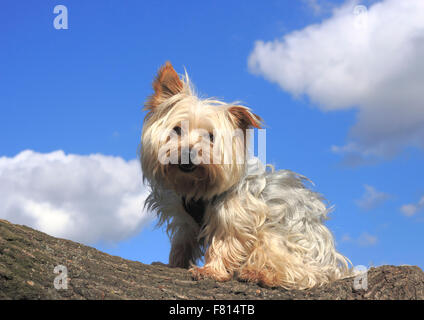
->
[229,106,263,129]
[145,61,183,111]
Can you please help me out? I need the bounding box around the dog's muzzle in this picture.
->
[179,161,197,173]
[179,148,197,172]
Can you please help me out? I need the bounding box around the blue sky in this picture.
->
[1,0,423,271]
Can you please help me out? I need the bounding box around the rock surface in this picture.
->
[1,219,423,300]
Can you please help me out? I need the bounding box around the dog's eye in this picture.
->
[209,132,214,142]
[173,126,181,136]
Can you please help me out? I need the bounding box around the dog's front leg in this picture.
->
[168,223,201,269]
[189,236,236,282]
[190,196,257,282]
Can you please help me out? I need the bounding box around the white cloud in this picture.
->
[303,0,338,16]
[358,232,378,247]
[248,0,424,160]
[341,232,378,246]
[400,196,424,217]
[355,184,390,210]
[341,233,352,242]
[0,150,152,244]
[304,0,323,15]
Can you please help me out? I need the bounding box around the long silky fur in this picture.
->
[141,63,352,289]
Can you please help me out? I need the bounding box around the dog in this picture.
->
[140,62,351,289]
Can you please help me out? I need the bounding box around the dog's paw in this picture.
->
[238,267,280,288]
[189,266,232,282]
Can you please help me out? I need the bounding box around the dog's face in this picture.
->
[141,62,262,200]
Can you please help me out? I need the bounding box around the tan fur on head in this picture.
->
[144,61,184,117]
[141,62,252,200]
[140,62,352,290]
[228,106,263,130]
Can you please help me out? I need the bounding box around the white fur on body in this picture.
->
[145,158,351,289]
[141,62,351,289]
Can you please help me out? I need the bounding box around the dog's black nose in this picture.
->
[179,160,197,173]
[179,149,197,172]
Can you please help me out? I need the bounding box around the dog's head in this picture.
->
[140,62,262,200]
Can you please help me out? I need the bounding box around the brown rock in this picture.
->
[0,219,423,300]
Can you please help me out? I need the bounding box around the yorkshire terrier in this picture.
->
[140,62,351,289]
